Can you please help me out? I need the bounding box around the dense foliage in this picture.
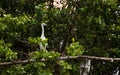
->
[0,0,120,75]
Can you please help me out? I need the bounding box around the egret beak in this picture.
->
[44,24,47,26]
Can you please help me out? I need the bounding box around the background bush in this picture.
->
[0,0,119,75]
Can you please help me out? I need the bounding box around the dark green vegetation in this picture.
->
[0,0,120,75]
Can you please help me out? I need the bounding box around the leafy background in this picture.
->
[0,0,120,75]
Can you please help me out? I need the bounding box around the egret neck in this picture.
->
[41,24,46,40]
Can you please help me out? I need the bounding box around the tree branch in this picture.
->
[0,55,120,66]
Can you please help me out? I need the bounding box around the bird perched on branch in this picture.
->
[39,23,47,50]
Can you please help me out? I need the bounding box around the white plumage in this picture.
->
[40,23,47,50]
[80,59,91,75]
[113,67,119,75]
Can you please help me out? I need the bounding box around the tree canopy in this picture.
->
[0,0,120,75]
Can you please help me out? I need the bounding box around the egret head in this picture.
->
[41,23,47,27]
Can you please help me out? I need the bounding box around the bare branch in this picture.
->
[0,55,120,66]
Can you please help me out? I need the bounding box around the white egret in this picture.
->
[40,23,47,50]
[113,67,119,75]
[80,59,91,75]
